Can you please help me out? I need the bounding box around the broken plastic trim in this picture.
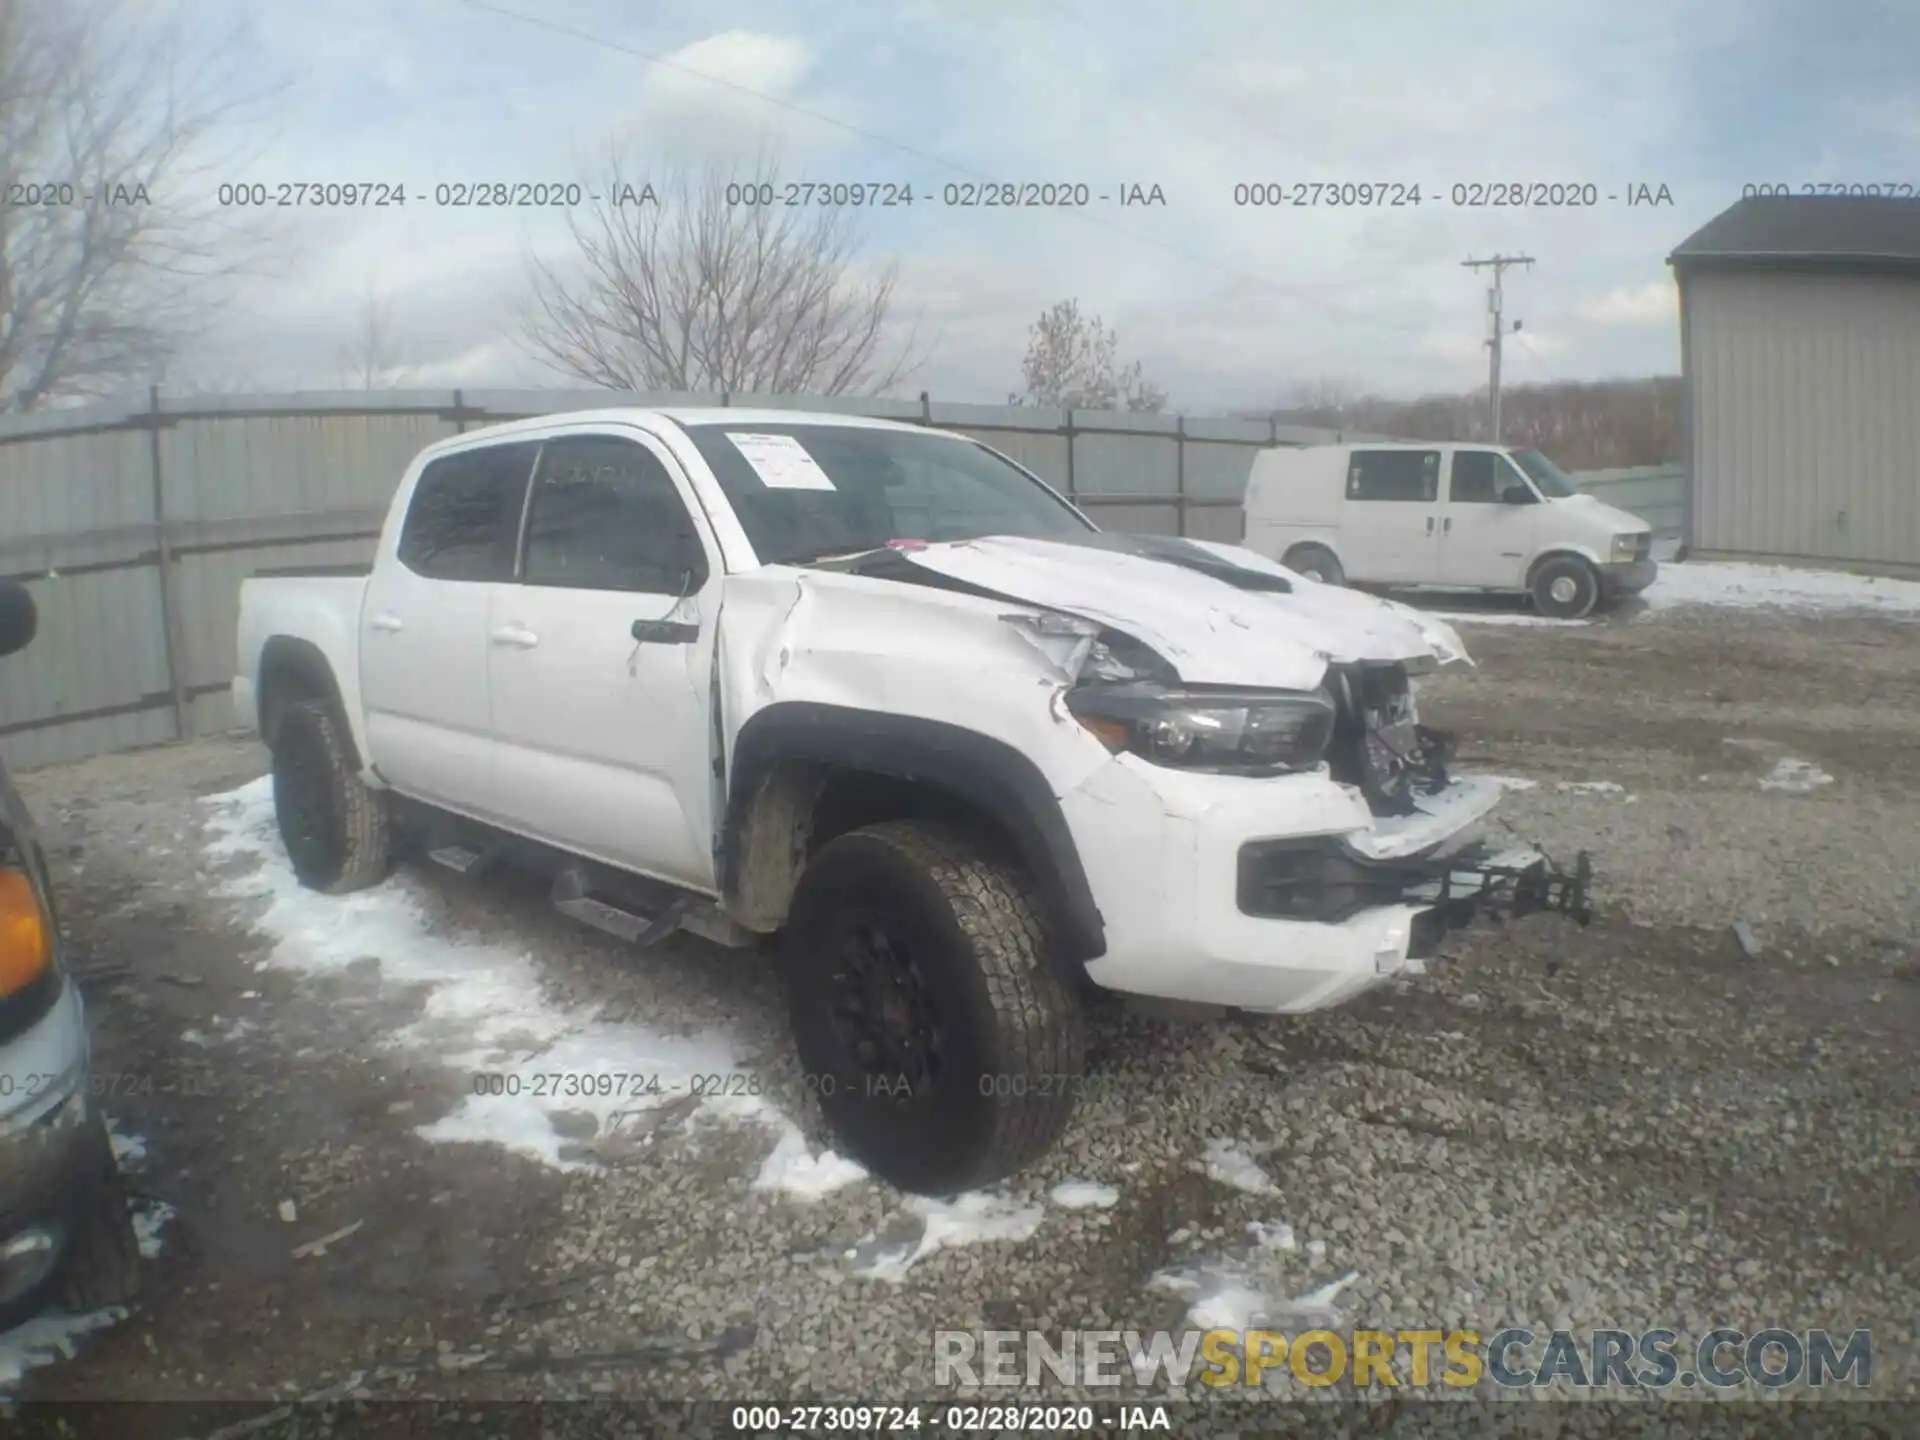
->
[1237,836,1595,930]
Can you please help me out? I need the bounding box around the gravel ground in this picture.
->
[4,594,1916,1433]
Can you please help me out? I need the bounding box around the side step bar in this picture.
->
[552,864,694,949]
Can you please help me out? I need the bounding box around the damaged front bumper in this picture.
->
[1237,833,1594,958]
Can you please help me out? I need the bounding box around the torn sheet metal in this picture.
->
[714,569,1118,794]
[899,536,1465,690]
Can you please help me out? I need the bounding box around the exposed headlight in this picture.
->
[1609,533,1641,561]
[1065,684,1335,774]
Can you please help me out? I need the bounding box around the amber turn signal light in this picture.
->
[0,867,51,998]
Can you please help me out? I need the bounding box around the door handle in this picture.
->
[1425,516,1435,534]
[1443,517,1452,533]
[490,624,539,649]
[370,613,404,633]
[630,618,699,646]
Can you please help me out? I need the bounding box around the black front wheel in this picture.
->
[780,821,1085,1195]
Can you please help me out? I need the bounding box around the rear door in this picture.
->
[1437,447,1536,588]
[1337,449,1442,583]
[359,442,538,817]
[485,429,724,891]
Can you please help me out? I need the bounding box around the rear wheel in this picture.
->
[1530,555,1600,619]
[1282,544,1345,586]
[271,698,392,893]
[780,821,1084,1195]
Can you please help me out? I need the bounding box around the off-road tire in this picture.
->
[53,1115,142,1313]
[1282,543,1346,586]
[271,698,392,893]
[1530,555,1600,619]
[781,820,1085,1196]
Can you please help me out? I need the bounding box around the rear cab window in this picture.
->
[1347,450,1439,502]
[397,442,540,580]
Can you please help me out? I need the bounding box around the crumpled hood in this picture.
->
[899,534,1467,690]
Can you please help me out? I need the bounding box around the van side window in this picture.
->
[1347,450,1439,502]
[1448,451,1505,503]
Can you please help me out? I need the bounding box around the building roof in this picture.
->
[1668,195,1920,275]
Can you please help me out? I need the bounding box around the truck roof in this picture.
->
[429,406,936,455]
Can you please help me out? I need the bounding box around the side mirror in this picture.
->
[0,581,37,657]
[1500,484,1535,505]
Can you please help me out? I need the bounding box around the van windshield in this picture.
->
[1510,449,1579,499]
[682,423,1096,565]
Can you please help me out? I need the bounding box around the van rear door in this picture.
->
[1338,448,1442,584]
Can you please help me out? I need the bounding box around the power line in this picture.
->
[454,0,1439,340]
[1461,254,1532,442]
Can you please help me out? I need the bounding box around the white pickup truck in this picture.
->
[234,408,1592,1194]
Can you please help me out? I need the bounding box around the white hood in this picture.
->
[1553,491,1649,532]
[899,535,1467,691]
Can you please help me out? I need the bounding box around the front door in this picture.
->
[1437,448,1537,588]
[1338,448,1443,584]
[485,430,723,892]
[358,440,538,818]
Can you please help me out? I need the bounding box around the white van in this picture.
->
[1243,442,1657,618]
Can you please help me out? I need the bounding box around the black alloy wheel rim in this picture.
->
[825,909,944,1099]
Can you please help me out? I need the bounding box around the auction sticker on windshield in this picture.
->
[727,432,836,490]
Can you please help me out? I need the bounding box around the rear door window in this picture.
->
[397,443,539,581]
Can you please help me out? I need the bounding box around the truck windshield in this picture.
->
[1509,449,1579,499]
[682,423,1096,565]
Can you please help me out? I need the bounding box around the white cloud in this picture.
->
[1574,281,1679,327]
[154,0,1896,407]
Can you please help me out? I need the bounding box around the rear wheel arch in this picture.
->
[719,705,1107,969]
[257,636,354,758]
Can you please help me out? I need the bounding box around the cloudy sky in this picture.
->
[171,0,1920,413]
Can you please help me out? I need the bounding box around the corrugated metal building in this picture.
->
[1670,196,1920,574]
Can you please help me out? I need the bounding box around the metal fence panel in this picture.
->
[0,388,1689,769]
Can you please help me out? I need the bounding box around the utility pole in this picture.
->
[1462,254,1533,442]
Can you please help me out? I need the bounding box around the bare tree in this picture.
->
[0,0,281,410]
[517,151,920,397]
[1010,299,1166,413]
[338,281,417,390]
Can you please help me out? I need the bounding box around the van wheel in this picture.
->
[1530,556,1600,619]
[271,698,392,893]
[1283,544,1345,586]
[780,820,1084,1195]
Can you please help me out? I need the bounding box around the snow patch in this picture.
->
[1476,775,1539,792]
[104,1118,145,1168]
[848,1192,1045,1282]
[1644,561,1920,616]
[133,1200,177,1259]
[1050,1181,1120,1210]
[199,779,833,1188]
[1557,780,1626,794]
[1200,1138,1275,1194]
[1759,758,1835,793]
[750,1128,866,1201]
[1248,1219,1297,1251]
[0,1309,128,1394]
[1425,611,1590,628]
